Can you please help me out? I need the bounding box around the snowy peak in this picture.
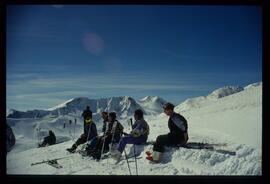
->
[7,96,146,120]
[6,109,16,117]
[49,97,99,112]
[138,96,167,114]
[139,96,166,103]
[207,86,244,99]
[6,109,50,119]
[105,96,144,117]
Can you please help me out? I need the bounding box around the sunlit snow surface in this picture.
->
[6,82,262,175]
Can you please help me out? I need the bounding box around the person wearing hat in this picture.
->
[111,109,149,161]
[146,102,188,163]
[66,106,97,153]
[90,112,124,160]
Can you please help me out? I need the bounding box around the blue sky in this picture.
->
[7,5,262,111]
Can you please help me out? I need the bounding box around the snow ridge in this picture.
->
[175,82,260,112]
[207,86,244,99]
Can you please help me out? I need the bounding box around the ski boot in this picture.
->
[66,144,77,153]
[146,151,161,163]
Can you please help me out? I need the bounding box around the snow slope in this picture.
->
[6,82,262,175]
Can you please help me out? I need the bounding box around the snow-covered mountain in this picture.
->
[244,82,262,90]
[175,84,248,112]
[6,82,262,175]
[6,96,166,154]
[138,96,167,115]
[7,96,165,121]
[208,86,244,99]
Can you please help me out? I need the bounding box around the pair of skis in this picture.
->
[144,142,236,163]
[180,142,236,156]
[31,156,72,169]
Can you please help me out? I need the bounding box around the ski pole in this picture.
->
[69,120,72,138]
[101,122,108,154]
[124,149,132,175]
[134,144,138,175]
[100,122,109,160]
[100,136,108,161]
[130,119,138,174]
[79,120,92,152]
[130,118,138,176]
[37,128,41,146]
[36,128,39,146]
[110,121,117,153]
[74,118,76,139]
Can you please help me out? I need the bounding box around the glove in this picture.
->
[131,130,140,137]
[80,134,86,138]
[101,135,108,141]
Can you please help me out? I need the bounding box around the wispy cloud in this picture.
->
[7,71,260,111]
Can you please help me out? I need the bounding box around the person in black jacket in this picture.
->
[66,106,97,153]
[90,112,124,160]
[146,102,189,163]
[84,111,109,155]
[101,111,109,133]
[39,130,56,147]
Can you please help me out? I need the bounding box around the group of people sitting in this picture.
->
[65,102,189,163]
[66,106,149,161]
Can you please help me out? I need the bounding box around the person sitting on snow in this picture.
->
[84,111,109,155]
[66,106,97,153]
[111,109,149,161]
[146,102,188,163]
[39,130,56,147]
[90,112,124,160]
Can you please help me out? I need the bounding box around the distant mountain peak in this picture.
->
[138,96,167,115]
[175,82,262,113]
[244,82,262,90]
[207,86,244,99]
[139,96,165,103]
